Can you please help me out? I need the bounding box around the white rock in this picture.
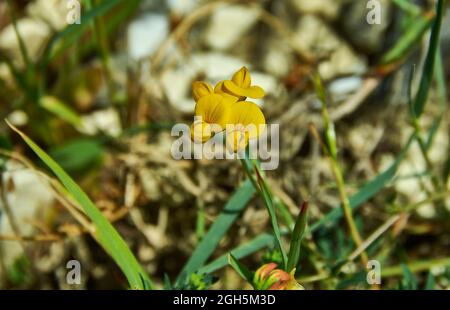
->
[160,52,276,112]
[127,13,169,61]
[161,66,196,113]
[167,0,199,17]
[0,18,51,67]
[204,5,260,50]
[26,0,68,31]
[328,76,363,101]
[319,45,367,80]
[295,15,367,80]
[0,161,54,268]
[7,110,29,127]
[80,108,122,137]
[263,39,293,77]
[190,52,248,81]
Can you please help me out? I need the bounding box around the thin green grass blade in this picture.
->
[254,167,287,269]
[199,234,275,274]
[310,133,414,232]
[175,179,255,286]
[7,122,152,290]
[228,254,254,285]
[380,13,433,65]
[286,202,308,272]
[392,0,421,16]
[424,272,436,290]
[40,96,82,128]
[201,135,415,274]
[425,49,447,150]
[412,0,444,118]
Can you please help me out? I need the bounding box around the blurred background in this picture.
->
[0,0,449,289]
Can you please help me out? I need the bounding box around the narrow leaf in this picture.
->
[7,121,151,289]
[228,254,254,284]
[40,96,82,127]
[286,201,308,272]
[175,179,255,286]
[412,0,444,117]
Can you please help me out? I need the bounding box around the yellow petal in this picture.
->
[223,80,265,99]
[228,101,266,139]
[194,94,232,128]
[225,129,249,153]
[231,66,251,88]
[214,81,241,102]
[192,81,213,102]
[190,120,212,142]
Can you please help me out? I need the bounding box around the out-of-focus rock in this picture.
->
[161,53,248,113]
[0,18,51,67]
[204,5,260,50]
[27,0,68,31]
[0,161,55,272]
[328,76,363,101]
[161,66,194,113]
[160,52,279,112]
[295,15,367,80]
[127,13,169,61]
[190,53,248,81]
[80,108,122,137]
[290,0,344,20]
[341,0,392,53]
[347,123,384,158]
[167,0,199,17]
[263,38,293,78]
[7,110,28,127]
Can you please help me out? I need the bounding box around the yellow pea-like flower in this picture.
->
[220,66,265,100]
[191,94,233,142]
[192,81,213,102]
[190,120,212,143]
[214,81,241,102]
[225,100,266,152]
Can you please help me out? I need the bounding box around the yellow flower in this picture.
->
[214,81,241,102]
[225,100,266,152]
[191,94,233,142]
[190,67,266,147]
[192,81,214,102]
[215,66,265,100]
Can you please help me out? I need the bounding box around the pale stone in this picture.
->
[127,13,169,61]
[204,5,260,50]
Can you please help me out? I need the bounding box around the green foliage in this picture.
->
[175,180,255,286]
[49,138,103,175]
[7,122,152,290]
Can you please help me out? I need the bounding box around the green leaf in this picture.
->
[380,13,433,65]
[175,179,255,286]
[228,254,254,285]
[200,135,415,274]
[400,264,418,290]
[7,121,152,290]
[310,134,414,233]
[40,96,82,127]
[286,201,308,272]
[254,166,287,269]
[424,272,435,290]
[412,0,444,118]
[199,234,275,274]
[49,138,103,174]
